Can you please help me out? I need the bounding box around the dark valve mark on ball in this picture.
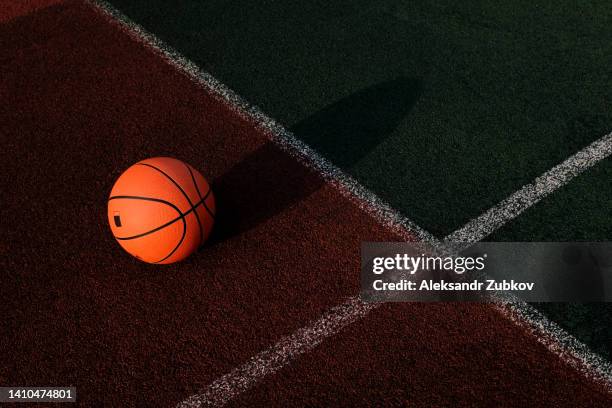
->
[114,213,122,227]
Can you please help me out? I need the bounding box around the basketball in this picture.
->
[108,157,215,264]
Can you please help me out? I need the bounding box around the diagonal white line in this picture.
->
[173,120,612,406]
[84,1,612,406]
[446,133,612,393]
[177,297,376,407]
[446,133,612,243]
[175,139,612,406]
[492,293,612,396]
[87,0,439,249]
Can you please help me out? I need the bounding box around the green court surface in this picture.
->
[107,0,612,362]
[109,0,611,236]
[492,158,612,359]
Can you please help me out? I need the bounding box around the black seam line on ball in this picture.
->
[154,214,187,264]
[202,199,215,219]
[137,162,204,245]
[185,163,205,243]
[200,185,215,220]
[108,195,182,219]
[108,194,186,263]
[186,163,215,220]
[110,196,206,241]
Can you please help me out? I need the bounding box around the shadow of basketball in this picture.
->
[208,77,422,244]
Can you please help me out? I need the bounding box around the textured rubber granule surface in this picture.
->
[229,302,611,407]
[0,3,394,406]
[0,2,610,407]
[0,0,65,23]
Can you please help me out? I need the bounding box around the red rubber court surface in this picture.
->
[0,0,64,23]
[0,1,610,407]
[229,303,610,407]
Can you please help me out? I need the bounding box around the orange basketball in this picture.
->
[107,157,215,264]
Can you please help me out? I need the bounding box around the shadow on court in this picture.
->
[209,77,422,244]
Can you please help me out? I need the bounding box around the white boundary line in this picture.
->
[179,297,375,407]
[88,0,438,248]
[85,1,612,406]
[494,293,612,396]
[446,133,612,243]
